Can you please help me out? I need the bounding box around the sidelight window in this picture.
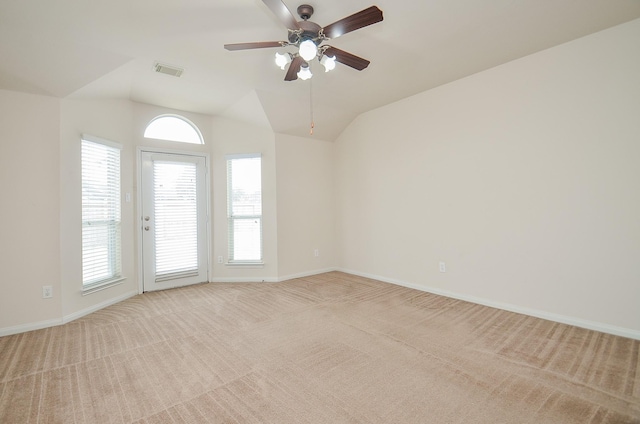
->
[81,136,122,289]
[226,154,262,263]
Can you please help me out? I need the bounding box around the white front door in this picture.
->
[141,151,209,291]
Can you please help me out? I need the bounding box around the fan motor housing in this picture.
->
[288,20,322,45]
[297,4,314,20]
[286,4,321,45]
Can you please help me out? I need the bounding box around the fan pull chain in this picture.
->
[309,78,315,135]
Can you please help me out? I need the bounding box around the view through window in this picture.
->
[81,136,122,289]
[226,154,262,263]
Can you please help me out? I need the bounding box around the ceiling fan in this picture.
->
[224,0,384,81]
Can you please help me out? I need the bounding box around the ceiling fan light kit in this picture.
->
[298,39,318,61]
[274,52,292,70]
[320,55,336,72]
[224,0,384,82]
[297,63,312,80]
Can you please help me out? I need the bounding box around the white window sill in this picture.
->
[82,278,125,295]
[225,262,264,269]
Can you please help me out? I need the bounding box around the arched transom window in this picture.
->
[144,115,204,144]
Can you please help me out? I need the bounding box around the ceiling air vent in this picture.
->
[154,62,184,77]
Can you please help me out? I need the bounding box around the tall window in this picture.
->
[227,154,262,263]
[81,136,122,289]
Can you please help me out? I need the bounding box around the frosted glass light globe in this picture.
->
[274,52,290,70]
[297,64,312,80]
[299,40,318,61]
[321,55,336,72]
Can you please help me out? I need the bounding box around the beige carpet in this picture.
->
[0,272,638,423]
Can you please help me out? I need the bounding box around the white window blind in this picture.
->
[154,161,199,278]
[81,137,122,287]
[227,155,262,262]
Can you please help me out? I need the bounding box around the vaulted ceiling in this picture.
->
[2,0,639,141]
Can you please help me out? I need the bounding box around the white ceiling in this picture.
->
[2,0,639,141]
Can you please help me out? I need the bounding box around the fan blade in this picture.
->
[263,0,301,31]
[321,6,383,39]
[224,41,286,51]
[323,46,370,71]
[285,56,304,81]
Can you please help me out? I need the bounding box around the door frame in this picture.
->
[136,146,211,294]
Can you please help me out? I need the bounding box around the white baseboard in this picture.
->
[0,290,138,337]
[337,268,640,341]
[209,277,279,283]
[0,318,64,337]
[6,270,636,341]
[209,268,337,284]
[275,268,337,283]
[63,290,138,324]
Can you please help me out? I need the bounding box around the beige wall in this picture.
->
[0,90,61,330]
[335,19,640,336]
[275,134,336,278]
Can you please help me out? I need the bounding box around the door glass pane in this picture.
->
[154,161,198,277]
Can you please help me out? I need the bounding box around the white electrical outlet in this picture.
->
[42,286,53,299]
[439,262,446,273]
[217,256,224,264]
[314,249,319,257]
